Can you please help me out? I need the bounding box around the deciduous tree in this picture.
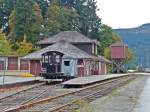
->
[0,29,13,55]
[9,0,43,48]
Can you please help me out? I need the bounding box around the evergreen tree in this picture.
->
[9,0,43,48]
[60,0,101,39]
[36,0,50,18]
[44,0,79,36]
[0,0,16,34]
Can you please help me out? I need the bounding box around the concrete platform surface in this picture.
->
[0,76,42,85]
[63,74,129,86]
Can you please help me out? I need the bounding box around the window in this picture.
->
[21,60,28,64]
[78,59,83,65]
[64,61,70,66]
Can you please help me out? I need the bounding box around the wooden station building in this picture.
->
[24,31,110,76]
[0,31,110,76]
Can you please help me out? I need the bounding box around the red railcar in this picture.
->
[110,42,128,59]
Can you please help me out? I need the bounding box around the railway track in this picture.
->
[0,82,65,112]
[2,75,137,112]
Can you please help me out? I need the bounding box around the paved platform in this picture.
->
[0,76,43,85]
[63,74,129,87]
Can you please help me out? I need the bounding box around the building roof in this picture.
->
[24,41,95,60]
[98,55,112,63]
[38,31,98,45]
[110,42,128,47]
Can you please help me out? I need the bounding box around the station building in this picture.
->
[0,31,111,76]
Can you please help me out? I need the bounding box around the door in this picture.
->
[30,60,41,75]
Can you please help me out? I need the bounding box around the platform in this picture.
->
[62,74,130,87]
[0,76,43,85]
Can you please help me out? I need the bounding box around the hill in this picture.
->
[115,23,150,68]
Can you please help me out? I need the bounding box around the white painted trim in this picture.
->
[92,43,95,54]
[29,60,31,73]
[18,57,20,70]
[5,57,8,70]
[95,44,98,55]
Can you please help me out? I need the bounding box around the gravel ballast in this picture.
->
[77,76,148,112]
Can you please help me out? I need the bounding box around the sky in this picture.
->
[96,0,150,29]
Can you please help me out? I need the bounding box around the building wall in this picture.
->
[0,57,5,70]
[40,43,97,55]
[0,56,30,71]
[74,43,93,55]
[30,60,41,75]
[20,59,29,70]
[100,62,107,75]
[7,57,18,70]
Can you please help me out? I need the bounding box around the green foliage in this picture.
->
[127,48,135,63]
[0,0,118,58]
[103,47,111,60]
[98,24,122,55]
[0,0,16,34]
[0,29,13,55]
[62,0,101,39]
[16,34,34,56]
[44,0,79,36]
[36,0,50,18]
[8,0,43,48]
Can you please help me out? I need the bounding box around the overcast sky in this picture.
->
[97,0,150,29]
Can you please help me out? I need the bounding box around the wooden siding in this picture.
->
[7,57,18,70]
[0,57,5,70]
[74,43,93,55]
[20,60,29,70]
[30,60,41,75]
[111,46,128,59]
[77,67,84,77]
[100,62,107,75]
[0,61,4,70]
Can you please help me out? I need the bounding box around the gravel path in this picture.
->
[77,76,148,112]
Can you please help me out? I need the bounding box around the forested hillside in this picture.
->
[0,0,121,59]
[115,23,150,68]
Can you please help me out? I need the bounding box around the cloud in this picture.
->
[97,0,150,28]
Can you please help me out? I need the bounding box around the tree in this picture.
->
[0,0,16,34]
[36,0,50,18]
[17,34,34,56]
[0,29,13,55]
[44,0,79,36]
[9,0,43,48]
[98,24,122,55]
[60,0,101,39]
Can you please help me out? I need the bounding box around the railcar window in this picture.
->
[64,61,70,66]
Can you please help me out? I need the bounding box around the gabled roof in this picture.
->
[38,31,98,45]
[24,41,94,60]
